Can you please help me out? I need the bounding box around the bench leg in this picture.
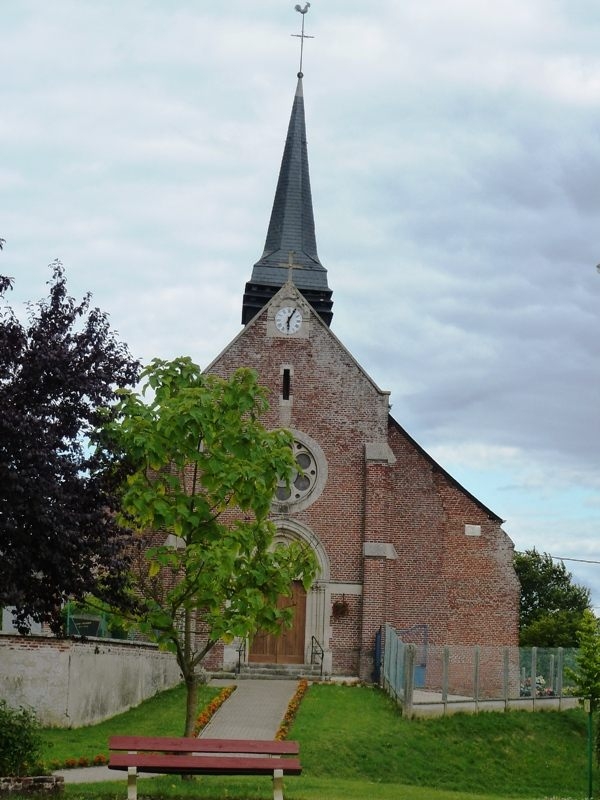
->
[273,768,284,800]
[127,766,138,800]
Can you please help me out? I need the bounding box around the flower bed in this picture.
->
[275,679,309,740]
[193,685,236,735]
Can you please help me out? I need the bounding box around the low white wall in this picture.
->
[0,635,181,727]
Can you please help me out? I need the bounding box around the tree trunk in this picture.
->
[184,672,198,737]
[183,604,197,737]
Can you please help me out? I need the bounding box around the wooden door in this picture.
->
[249,581,307,664]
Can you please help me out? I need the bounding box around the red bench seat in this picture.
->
[108,735,301,800]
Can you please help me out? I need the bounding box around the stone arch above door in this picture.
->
[272,518,331,584]
[271,519,332,671]
[239,520,333,673]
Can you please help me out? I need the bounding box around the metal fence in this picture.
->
[381,623,579,716]
[64,609,130,640]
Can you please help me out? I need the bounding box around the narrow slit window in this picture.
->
[282,368,291,400]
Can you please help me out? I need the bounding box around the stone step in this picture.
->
[237,663,322,680]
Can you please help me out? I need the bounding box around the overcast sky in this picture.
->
[3,1,600,606]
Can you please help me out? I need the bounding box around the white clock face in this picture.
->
[275,306,303,334]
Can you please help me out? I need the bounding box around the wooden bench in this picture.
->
[108,735,302,800]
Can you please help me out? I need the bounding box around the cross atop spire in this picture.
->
[292,3,314,76]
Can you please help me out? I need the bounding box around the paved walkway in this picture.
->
[201,678,297,739]
[55,678,299,784]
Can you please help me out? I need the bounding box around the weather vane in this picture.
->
[292,3,314,77]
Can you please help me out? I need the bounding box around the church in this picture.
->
[204,65,520,681]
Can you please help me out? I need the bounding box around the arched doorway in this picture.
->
[249,581,307,664]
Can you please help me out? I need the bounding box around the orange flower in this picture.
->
[276,679,309,740]
[192,685,236,736]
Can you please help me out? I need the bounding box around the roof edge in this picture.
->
[388,415,504,523]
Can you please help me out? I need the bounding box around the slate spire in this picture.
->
[241,74,333,326]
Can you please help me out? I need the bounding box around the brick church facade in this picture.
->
[206,74,520,681]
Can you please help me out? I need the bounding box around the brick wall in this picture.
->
[206,291,520,679]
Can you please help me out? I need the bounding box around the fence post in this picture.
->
[531,647,537,710]
[386,626,394,697]
[473,645,480,710]
[393,637,401,703]
[382,626,388,693]
[557,647,564,710]
[503,647,510,710]
[403,644,415,717]
[442,646,450,715]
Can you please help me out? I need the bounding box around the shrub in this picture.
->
[0,700,43,776]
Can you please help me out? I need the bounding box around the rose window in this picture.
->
[276,441,318,503]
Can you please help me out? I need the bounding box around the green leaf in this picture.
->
[147,561,161,578]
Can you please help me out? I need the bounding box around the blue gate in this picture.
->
[397,624,428,688]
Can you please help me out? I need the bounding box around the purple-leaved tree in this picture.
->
[0,261,140,633]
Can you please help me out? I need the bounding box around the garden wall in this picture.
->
[0,635,181,727]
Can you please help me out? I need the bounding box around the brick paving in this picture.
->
[200,678,298,740]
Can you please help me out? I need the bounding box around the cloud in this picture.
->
[2,0,600,605]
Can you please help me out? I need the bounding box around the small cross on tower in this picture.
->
[285,250,299,285]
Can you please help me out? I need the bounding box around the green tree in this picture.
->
[567,610,600,709]
[565,609,600,772]
[514,549,591,647]
[98,357,317,735]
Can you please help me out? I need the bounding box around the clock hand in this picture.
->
[286,308,297,330]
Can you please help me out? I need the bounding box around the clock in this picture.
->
[275,306,303,334]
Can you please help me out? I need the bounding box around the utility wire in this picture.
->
[515,551,600,566]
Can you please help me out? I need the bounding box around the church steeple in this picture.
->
[241,72,333,326]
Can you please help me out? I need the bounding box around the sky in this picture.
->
[2,1,600,605]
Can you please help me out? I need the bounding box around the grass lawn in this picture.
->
[41,683,221,767]
[291,683,596,798]
[27,682,598,800]
[59,775,533,799]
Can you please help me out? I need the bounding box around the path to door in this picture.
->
[56,678,300,784]
[200,678,299,739]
